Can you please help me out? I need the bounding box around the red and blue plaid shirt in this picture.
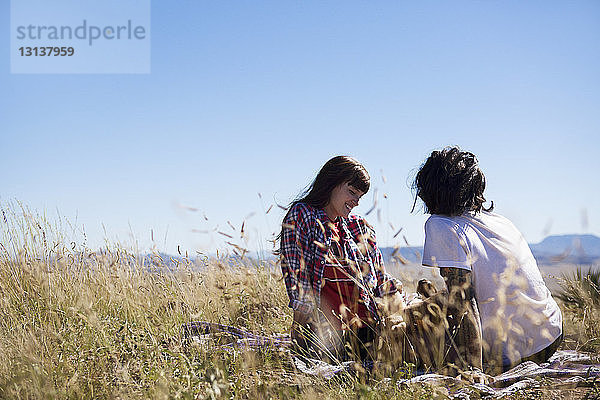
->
[279,202,400,321]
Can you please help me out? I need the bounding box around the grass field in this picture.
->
[1,203,599,399]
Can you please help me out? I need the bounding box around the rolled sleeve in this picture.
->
[422,216,472,271]
[280,204,316,314]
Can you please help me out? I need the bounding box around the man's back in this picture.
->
[423,211,562,366]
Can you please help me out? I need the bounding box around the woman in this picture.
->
[279,156,401,362]
[413,146,563,373]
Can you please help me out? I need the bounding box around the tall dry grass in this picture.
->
[1,201,598,399]
[0,202,294,398]
[557,267,600,352]
[0,203,440,399]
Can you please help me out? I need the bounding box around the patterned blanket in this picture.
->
[182,322,600,398]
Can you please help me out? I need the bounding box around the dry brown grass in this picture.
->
[1,202,598,399]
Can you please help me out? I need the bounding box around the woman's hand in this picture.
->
[291,310,314,349]
[293,310,311,326]
[376,291,406,316]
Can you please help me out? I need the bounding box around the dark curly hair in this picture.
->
[412,146,493,216]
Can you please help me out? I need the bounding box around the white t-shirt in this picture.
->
[422,211,562,365]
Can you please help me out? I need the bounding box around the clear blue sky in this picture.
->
[2,1,599,256]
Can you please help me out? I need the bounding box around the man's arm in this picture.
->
[440,267,483,372]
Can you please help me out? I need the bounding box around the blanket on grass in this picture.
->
[182,322,600,398]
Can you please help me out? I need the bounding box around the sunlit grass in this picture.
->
[557,267,600,352]
[0,201,598,399]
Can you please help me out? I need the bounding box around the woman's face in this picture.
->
[324,182,365,220]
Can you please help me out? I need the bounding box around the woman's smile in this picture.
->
[325,182,365,220]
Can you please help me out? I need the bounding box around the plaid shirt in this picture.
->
[279,202,400,321]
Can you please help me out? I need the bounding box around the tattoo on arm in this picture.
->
[440,267,482,370]
[440,267,475,302]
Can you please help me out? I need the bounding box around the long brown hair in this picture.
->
[277,156,370,241]
[292,156,370,210]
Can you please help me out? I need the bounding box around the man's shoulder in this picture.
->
[425,214,474,243]
[470,210,513,226]
[425,214,460,230]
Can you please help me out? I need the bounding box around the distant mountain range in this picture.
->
[381,234,600,265]
[529,234,600,264]
[139,234,600,269]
